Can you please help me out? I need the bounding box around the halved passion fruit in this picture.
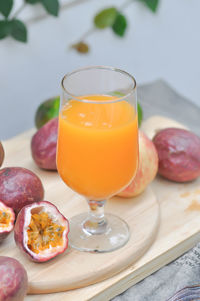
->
[14,201,69,262]
[0,201,15,242]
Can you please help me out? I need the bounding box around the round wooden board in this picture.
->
[1,133,160,294]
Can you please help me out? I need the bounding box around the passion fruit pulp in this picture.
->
[0,201,15,242]
[14,201,69,262]
[27,211,65,254]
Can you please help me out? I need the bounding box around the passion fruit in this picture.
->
[153,128,200,182]
[0,256,28,301]
[0,201,15,243]
[0,142,4,167]
[14,201,69,262]
[31,118,58,170]
[118,131,158,197]
[0,167,44,214]
[35,96,60,129]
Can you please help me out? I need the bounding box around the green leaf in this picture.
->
[41,0,59,16]
[25,0,40,4]
[112,13,127,37]
[94,7,117,29]
[11,20,27,42]
[0,0,13,18]
[137,102,143,127]
[140,0,159,12]
[0,20,11,39]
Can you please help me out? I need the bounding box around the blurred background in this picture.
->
[0,0,199,140]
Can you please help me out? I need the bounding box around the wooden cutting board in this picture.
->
[1,129,159,294]
[1,117,200,301]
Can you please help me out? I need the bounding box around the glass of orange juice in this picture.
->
[57,66,138,252]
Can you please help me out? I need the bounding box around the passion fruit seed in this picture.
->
[27,212,65,254]
[0,210,10,227]
[0,201,15,243]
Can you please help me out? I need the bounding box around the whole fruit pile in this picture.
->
[0,135,70,300]
[119,116,200,196]
[32,97,200,193]
[0,96,200,300]
[0,165,69,262]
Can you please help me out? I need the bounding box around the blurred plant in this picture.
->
[0,0,59,42]
[72,0,159,54]
[0,0,159,49]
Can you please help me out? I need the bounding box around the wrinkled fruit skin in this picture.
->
[14,201,69,262]
[118,131,158,197]
[0,256,28,301]
[153,128,200,182]
[0,201,15,243]
[31,118,58,170]
[0,167,44,214]
[0,142,4,167]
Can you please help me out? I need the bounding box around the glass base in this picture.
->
[68,213,130,253]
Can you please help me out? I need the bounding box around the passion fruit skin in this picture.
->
[0,231,11,243]
[153,128,200,182]
[0,142,4,168]
[0,201,15,243]
[14,201,69,263]
[35,96,60,129]
[31,118,58,171]
[0,167,44,215]
[0,256,28,301]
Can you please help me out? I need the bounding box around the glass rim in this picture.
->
[61,65,137,104]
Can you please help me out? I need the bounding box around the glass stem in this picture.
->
[83,200,107,235]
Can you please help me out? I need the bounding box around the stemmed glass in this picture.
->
[57,66,138,253]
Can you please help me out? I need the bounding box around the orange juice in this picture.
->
[57,95,138,200]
